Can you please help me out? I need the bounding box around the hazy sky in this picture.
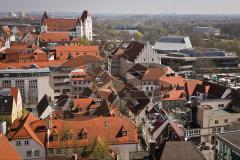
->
[1,0,240,15]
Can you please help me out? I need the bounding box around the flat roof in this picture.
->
[216,131,240,152]
[160,141,206,160]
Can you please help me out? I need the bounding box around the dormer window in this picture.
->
[52,135,58,141]
[64,130,73,140]
[79,129,87,139]
[119,127,127,136]
[122,130,127,136]
[50,130,58,141]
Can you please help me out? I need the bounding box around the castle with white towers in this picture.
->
[40,10,92,41]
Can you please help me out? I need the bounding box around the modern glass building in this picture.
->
[215,131,240,160]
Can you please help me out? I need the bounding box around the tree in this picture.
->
[84,137,113,160]
[133,31,143,41]
[79,38,91,46]
[22,108,29,117]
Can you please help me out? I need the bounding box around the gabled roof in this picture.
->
[0,133,22,160]
[109,47,124,60]
[127,63,147,80]
[33,48,46,54]
[162,90,185,101]
[121,41,145,62]
[119,83,150,114]
[185,79,203,97]
[81,10,91,21]
[36,95,51,118]
[142,68,167,81]
[7,113,45,147]
[62,55,100,68]
[73,98,94,110]
[159,76,186,87]
[93,100,111,117]
[0,60,66,69]
[39,32,70,42]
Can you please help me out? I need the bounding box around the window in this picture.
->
[81,133,87,139]
[34,150,40,156]
[218,104,224,108]
[146,87,149,91]
[122,131,127,136]
[65,133,73,140]
[152,58,154,61]
[26,151,32,157]
[51,135,58,141]
[238,118,240,121]
[24,140,29,145]
[224,126,228,132]
[224,119,228,123]
[49,149,53,154]
[56,148,61,154]
[16,141,21,146]
[212,127,221,134]
[215,120,218,124]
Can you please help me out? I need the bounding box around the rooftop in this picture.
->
[160,141,206,160]
[216,130,240,152]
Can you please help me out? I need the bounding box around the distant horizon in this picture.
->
[3,11,240,17]
[1,0,240,15]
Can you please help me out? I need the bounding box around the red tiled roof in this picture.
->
[159,76,186,87]
[8,114,138,149]
[39,32,70,42]
[63,55,101,68]
[162,90,185,101]
[7,113,45,147]
[0,60,66,69]
[44,19,77,31]
[33,48,46,54]
[142,68,166,81]
[73,98,94,110]
[185,79,203,97]
[56,45,100,60]
[0,133,22,160]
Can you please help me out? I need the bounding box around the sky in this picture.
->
[1,0,240,15]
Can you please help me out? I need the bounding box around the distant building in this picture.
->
[120,41,161,78]
[154,36,193,52]
[40,10,93,41]
[215,131,240,160]
[193,26,220,36]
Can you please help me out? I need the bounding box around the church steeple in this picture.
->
[76,17,81,26]
[41,11,48,24]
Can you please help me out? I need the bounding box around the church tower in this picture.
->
[75,17,83,37]
[40,11,48,32]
